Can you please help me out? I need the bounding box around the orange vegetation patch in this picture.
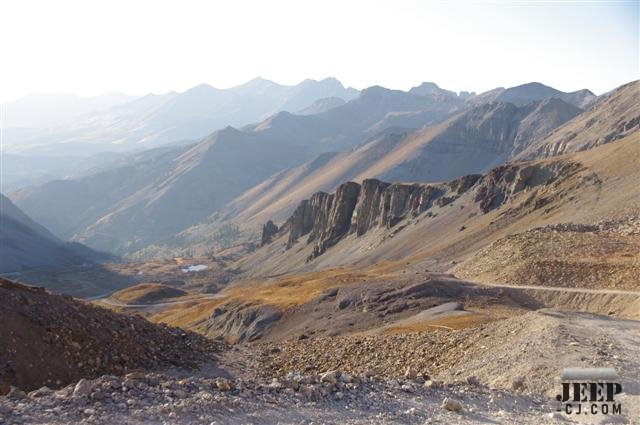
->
[146,266,381,330]
[109,283,186,304]
[151,299,224,328]
[224,267,378,309]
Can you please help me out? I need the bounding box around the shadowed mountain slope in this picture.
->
[11,86,466,255]
[10,146,185,240]
[209,98,582,230]
[0,195,110,273]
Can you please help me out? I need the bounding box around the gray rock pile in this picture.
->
[0,369,550,424]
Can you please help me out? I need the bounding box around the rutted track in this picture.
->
[472,280,640,296]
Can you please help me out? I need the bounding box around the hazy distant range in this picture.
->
[1,77,359,190]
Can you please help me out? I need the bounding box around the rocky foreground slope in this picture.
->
[0,367,556,424]
[0,278,219,393]
[2,308,637,424]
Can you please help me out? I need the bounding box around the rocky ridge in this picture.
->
[262,160,579,260]
[518,80,640,159]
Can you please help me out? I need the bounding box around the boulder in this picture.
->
[320,370,339,385]
[29,386,53,398]
[442,397,463,412]
[73,379,93,398]
[215,378,231,392]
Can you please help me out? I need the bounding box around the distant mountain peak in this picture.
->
[233,77,282,92]
[184,83,220,94]
[251,76,272,83]
[493,82,595,108]
[409,82,457,98]
[514,82,550,89]
[359,85,394,98]
[411,82,443,91]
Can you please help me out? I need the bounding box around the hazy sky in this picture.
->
[1,0,638,101]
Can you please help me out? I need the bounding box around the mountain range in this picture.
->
[3,92,137,129]
[206,97,583,231]
[3,77,359,156]
[9,82,464,254]
[121,80,636,258]
[4,78,638,267]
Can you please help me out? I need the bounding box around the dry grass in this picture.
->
[224,267,378,309]
[151,299,224,328]
[110,283,186,304]
[146,266,384,330]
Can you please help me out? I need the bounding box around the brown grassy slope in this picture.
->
[235,133,639,280]
[108,283,187,304]
[149,266,379,331]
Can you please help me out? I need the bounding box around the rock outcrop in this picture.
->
[282,183,360,255]
[261,220,279,246]
[285,192,330,248]
[473,161,580,213]
[203,302,282,342]
[262,159,579,260]
[309,182,361,258]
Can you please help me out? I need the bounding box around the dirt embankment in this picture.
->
[0,278,220,393]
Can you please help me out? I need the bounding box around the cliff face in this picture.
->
[262,161,578,260]
[309,182,361,257]
[473,161,580,213]
[261,220,279,246]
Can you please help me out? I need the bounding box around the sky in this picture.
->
[0,0,638,102]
